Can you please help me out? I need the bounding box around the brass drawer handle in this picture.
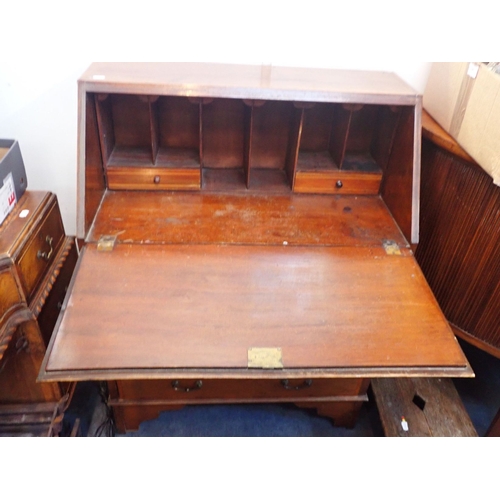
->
[171,380,203,393]
[281,379,313,391]
[37,235,54,261]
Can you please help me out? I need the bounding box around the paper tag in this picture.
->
[401,417,409,432]
[0,173,17,225]
[467,63,479,79]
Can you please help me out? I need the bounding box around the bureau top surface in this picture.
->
[79,62,420,105]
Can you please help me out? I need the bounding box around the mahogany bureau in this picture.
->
[39,63,472,433]
[0,191,77,436]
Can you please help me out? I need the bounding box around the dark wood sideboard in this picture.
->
[0,192,77,436]
[38,63,472,433]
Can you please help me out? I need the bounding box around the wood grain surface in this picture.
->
[87,191,408,248]
[372,377,477,437]
[42,243,469,378]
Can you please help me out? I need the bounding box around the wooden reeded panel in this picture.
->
[417,112,500,357]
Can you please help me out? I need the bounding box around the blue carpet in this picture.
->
[123,402,380,437]
[454,339,500,436]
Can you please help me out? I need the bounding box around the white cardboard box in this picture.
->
[423,62,500,186]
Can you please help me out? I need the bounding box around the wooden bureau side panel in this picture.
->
[80,90,106,239]
[293,171,381,195]
[380,106,418,244]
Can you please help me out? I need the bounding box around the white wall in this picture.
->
[5,0,477,235]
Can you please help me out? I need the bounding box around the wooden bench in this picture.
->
[371,378,477,437]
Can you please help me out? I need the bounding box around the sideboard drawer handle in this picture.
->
[37,235,54,261]
[171,380,203,392]
[281,379,313,390]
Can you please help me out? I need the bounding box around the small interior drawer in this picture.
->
[116,378,366,403]
[16,201,65,301]
[107,167,201,191]
[293,170,382,195]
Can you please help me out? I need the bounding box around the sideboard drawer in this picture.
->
[16,201,65,301]
[116,378,366,403]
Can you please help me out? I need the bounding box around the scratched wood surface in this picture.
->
[87,191,408,248]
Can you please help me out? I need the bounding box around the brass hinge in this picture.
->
[382,240,402,256]
[97,235,118,252]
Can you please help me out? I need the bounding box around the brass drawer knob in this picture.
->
[171,380,203,393]
[37,236,54,261]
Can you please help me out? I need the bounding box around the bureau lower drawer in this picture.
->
[115,378,367,404]
[16,200,65,301]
